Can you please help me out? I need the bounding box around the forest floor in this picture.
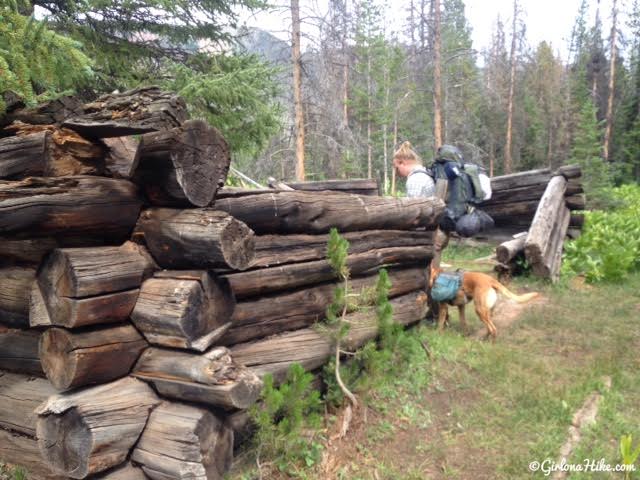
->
[231,243,640,480]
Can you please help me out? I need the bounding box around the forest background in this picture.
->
[2,0,640,197]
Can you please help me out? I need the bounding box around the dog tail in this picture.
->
[491,280,539,303]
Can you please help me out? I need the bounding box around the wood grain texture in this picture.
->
[36,377,160,479]
[135,119,230,207]
[131,270,234,351]
[132,401,233,480]
[0,266,35,327]
[0,371,56,436]
[0,428,65,479]
[133,347,262,410]
[136,208,255,270]
[0,328,44,376]
[40,324,147,391]
[213,190,445,234]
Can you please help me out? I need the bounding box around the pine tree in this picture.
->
[0,5,92,113]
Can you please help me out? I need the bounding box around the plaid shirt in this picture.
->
[406,167,435,198]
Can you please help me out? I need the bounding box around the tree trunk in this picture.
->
[133,347,262,410]
[213,190,445,234]
[222,266,427,345]
[291,0,306,181]
[36,377,160,479]
[0,176,142,241]
[134,119,230,207]
[603,0,617,161]
[135,208,255,270]
[131,271,235,351]
[433,0,443,149]
[226,246,432,299]
[0,328,44,376]
[39,324,147,391]
[62,86,188,138]
[0,372,56,437]
[34,242,155,328]
[132,401,233,480]
[250,229,433,268]
[0,266,36,328]
[504,0,518,174]
[231,290,428,383]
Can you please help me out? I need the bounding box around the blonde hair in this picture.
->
[393,141,421,165]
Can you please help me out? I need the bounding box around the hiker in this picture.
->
[392,141,435,198]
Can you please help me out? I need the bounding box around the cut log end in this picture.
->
[221,216,256,270]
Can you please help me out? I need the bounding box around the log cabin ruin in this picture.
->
[0,88,583,479]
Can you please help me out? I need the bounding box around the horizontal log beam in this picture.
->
[0,328,44,376]
[0,371,56,436]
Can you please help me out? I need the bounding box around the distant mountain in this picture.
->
[236,27,291,66]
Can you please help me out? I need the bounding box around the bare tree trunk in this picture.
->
[342,0,350,127]
[504,0,518,174]
[383,73,390,194]
[292,0,305,181]
[603,0,617,161]
[367,51,373,178]
[433,0,443,150]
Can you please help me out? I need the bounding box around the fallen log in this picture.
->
[36,377,160,479]
[285,178,380,196]
[0,428,64,479]
[0,176,142,241]
[131,270,234,351]
[34,242,155,328]
[525,175,568,280]
[0,266,35,327]
[496,234,527,265]
[133,347,262,410]
[0,328,44,376]
[131,401,233,480]
[40,324,147,391]
[136,208,255,270]
[62,86,188,138]
[227,246,433,298]
[102,136,140,179]
[222,266,427,345]
[1,123,106,179]
[0,95,82,128]
[213,190,444,234]
[251,229,434,268]
[231,290,429,382]
[134,119,230,207]
[0,372,56,436]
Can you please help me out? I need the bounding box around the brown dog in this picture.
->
[429,266,539,340]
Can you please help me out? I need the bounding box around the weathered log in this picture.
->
[525,175,568,279]
[93,463,149,480]
[285,178,380,196]
[556,164,581,179]
[532,206,570,281]
[231,290,429,382]
[0,428,64,479]
[103,136,140,179]
[62,86,188,138]
[0,328,44,376]
[36,377,160,479]
[226,246,433,299]
[213,190,445,234]
[1,123,106,178]
[222,266,427,345]
[40,324,147,391]
[0,95,82,128]
[135,119,230,207]
[34,242,155,328]
[250,229,434,268]
[566,179,584,196]
[136,208,255,270]
[0,266,35,327]
[132,401,233,480]
[569,212,585,228]
[482,200,540,220]
[480,184,547,205]
[565,193,586,210]
[131,271,234,351]
[0,176,142,241]
[0,236,108,266]
[496,234,527,265]
[0,372,56,436]
[133,347,262,410]
[488,168,552,191]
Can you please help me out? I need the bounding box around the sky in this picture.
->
[241,0,626,60]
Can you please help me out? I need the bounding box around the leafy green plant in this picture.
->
[563,184,640,282]
[248,363,323,474]
[620,434,640,480]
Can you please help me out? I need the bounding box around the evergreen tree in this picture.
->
[0,4,92,113]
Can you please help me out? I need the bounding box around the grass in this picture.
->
[229,245,640,479]
[0,464,26,480]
